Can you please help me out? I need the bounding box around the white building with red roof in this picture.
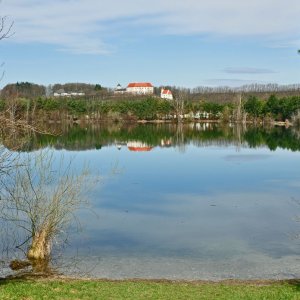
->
[160,88,173,100]
[126,82,154,95]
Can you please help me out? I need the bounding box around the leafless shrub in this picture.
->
[0,15,14,81]
[0,151,95,273]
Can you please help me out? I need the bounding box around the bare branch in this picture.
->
[0,150,94,272]
[0,16,14,40]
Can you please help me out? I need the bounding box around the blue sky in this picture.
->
[1,0,300,89]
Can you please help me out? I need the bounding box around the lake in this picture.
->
[2,123,300,280]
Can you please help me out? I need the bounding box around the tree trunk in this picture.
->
[27,227,51,261]
[27,226,52,273]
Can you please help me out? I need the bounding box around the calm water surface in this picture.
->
[3,123,300,279]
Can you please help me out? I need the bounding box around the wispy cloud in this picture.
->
[2,0,300,54]
[223,67,277,74]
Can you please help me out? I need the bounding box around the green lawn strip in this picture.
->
[1,279,300,300]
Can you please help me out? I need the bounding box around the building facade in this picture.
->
[160,88,173,100]
[114,83,127,95]
[126,82,154,95]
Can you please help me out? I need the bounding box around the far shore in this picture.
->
[44,118,294,127]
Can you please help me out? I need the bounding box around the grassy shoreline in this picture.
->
[1,277,300,299]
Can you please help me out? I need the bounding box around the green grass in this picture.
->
[1,279,300,300]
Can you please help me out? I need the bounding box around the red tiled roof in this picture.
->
[127,82,153,88]
[162,89,172,94]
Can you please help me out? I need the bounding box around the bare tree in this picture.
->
[235,94,244,123]
[0,15,49,143]
[0,15,30,134]
[0,15,13,81]
[0,151,94,272]
[0,15,78,274]
[0,16,13,40]
[173,88,190,123]
[192,83,300,94]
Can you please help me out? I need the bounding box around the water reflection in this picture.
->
[1,123,300,279]
[4,122,300,153]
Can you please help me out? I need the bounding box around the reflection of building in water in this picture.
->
[193,122,212,131]
[115,142,127,150]
[127,141,153,152]
[160,139,172,147]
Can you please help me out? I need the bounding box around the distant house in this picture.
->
[114,83,127,95]
[161,88,173,100]
[70,92,85,96]
[53,89,66,97]
[53,89,85,97]
[126,82,154,95]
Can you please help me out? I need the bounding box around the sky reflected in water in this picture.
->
[3,124,300,279]
[52,125,300,279]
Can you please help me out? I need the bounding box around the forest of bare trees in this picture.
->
[1,82,46,99]
[192,83,300,94]
[1,82,300,102]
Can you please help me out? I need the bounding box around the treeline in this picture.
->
[192,83,300,94]
[1,82,46,99]
[2,81,300,101]
[0,96,233,122]
[52,83,108,95]
[1,94,300,123]
[1,81,300,123]
[0,97,174,121]
[243,95,300,121]
[0,82,108,99]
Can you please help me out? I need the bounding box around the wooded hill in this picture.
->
[0,82,107,99]
[1,82,300,104]
[1,82,300,123]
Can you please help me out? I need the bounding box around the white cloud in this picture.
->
[2,0,300,54]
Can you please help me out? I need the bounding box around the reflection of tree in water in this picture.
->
[175,123,186,153]
[0,115,59,151]
[233,122,248,152]
[244,126,300,151]
[291,126,300,140]
[1,127,36,150]
[3,123,300,153]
